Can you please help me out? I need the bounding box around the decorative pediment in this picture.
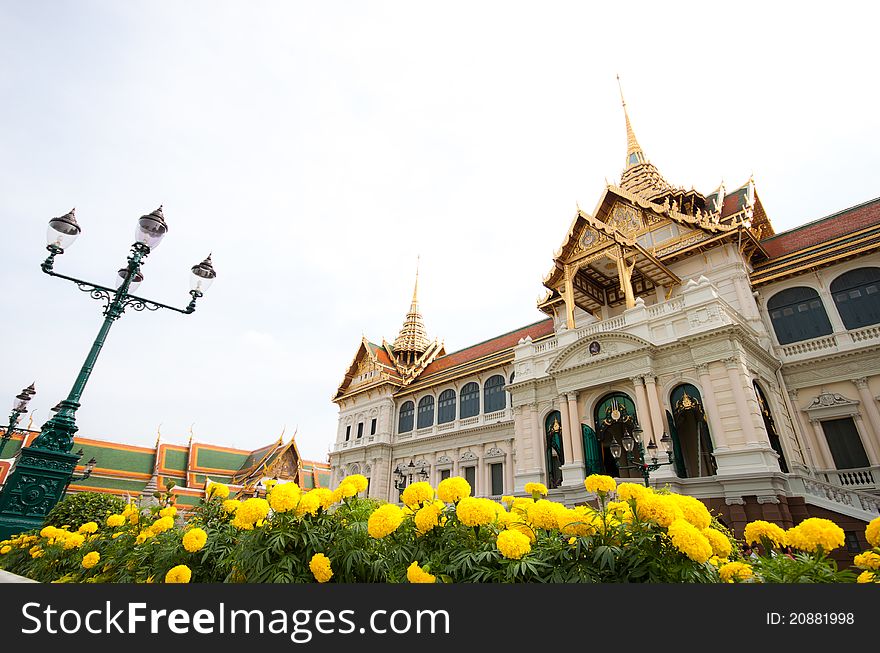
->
[803,391,860,419]
[437,455,453,465]
[546,333,653,374]
[485,447,506,459]
[334,338,401,400]
[460,451,478,462]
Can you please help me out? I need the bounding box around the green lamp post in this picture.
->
[0,383,36,458]
[0,207,216,539]
[609,422,675,487]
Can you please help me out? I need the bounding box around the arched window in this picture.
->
[398,401,414,433]
[754,382,789,473]
[831,267,880,330]
[460,382,479,418]
[417,396,435,429]
[593,393,640,478]
[438,389,456,424]
[767,287,833,345]
[484,375,506,413]
[545,410,564,489]
[669,384,716,478]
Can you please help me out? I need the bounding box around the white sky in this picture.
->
[1,1,878,462]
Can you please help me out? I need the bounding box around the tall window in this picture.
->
[438,389,456,424]
[398,401,414,433]
[356,422,363,439]
[484,375,506,413]
[460,382,479,418]
[370,418,377,435]
[490,463,503,496]
[831,267,880,330]
[417,396,435,429]
[345,425,351,441]
[463,466,476,491]
[440,469,451,481]
[767,287,833,345]
[821,417,870,469]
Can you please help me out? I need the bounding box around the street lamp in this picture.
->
[393,459,429,493]
[0,384,36,458]
[64,450,98,494]
[0,206,215,539]
[609,422,675,487]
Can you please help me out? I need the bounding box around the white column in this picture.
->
[567,392,584,465]
[481,444,491,496]
[810,418,835,468]
[453,448,460,477]
[853,378,880,465]
[631,376,655,443]
[853,413,880,466]
[504,441,514,493]
[531,404,544,478]
[643,375,666,443]
[558,396,572,462]
[724,358,761,445]
[788,390,819,469]
[695,363,727,449]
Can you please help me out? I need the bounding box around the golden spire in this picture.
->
[392,258,431,363]
[617,75,645,169]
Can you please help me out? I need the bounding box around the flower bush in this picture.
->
[0,475,867,583]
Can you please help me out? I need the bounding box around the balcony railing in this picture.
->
[776,325,880,362]
[817,466,879,491]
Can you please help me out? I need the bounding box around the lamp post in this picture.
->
[0,207,216,539]
[393,459,429,495]
[609,422,675,487]
[64,450,98,494]
[0,384,36,458]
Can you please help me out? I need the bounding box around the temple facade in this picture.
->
[330,94,880,550]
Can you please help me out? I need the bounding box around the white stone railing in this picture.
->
[384,409,514,443]
[576,315,626,339]
[645,296,685,318]
[800,475,880,516]
[780,335,838,357]
[850,325,880,342]
[817,466,879,491]
[533,339,558,354]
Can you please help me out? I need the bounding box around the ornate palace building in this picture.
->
[0,427,330,511]
[329,94,880,550]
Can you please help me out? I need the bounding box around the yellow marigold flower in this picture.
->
[635,494,683,528]
[78,521,98,534]
[456,497,497,527]
[82,551,100,569]
[165,564,192,584]
[40,526,59,539]
[526,499,566,530]
[719,561,753,582]
[744,520,786,547]
[310,488,335,510]
[309,553,333,583]
[222,499,240,513]
[335,481,358,501]
[853,551,880,570]
[268,482,301,513]
[584,474,617,495]
[341,474,369,494]
[63,533,86,550]
[106,514,126,528]
[294,491,321,517]
[368,504,405,538]
[402,481,435,509]
[0,545,11,554]
[568,536,577,545]
[129,511,140,525]
[263,479,278,491]
[159,506,177,518]
[150,516,175,534]
[206,481,230,500]
[135,530,155,544]
[557,506,597,537]
[617,482,652,502]
[406,561,436,584]
[182,527,208,553]
[786,518,845,553]
[414,503,442,534]
[497,529,531,559]
[857,571,877,584]
[667,519,713,563]
[501,495,515,507]
[236,497,270,526]
[524,482,548,498]
[29,545,44,559]
[112,533,123,539]
[668,495,711,530]
[703,528,732,559]
[437,476,471,503]
[606,500,634,523]
[866,517,880,548]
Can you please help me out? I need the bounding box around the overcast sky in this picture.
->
[1,1,878,463]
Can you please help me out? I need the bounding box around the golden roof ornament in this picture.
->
[392,259,431,360]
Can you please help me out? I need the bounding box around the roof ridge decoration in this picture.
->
[392,261,432,358]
